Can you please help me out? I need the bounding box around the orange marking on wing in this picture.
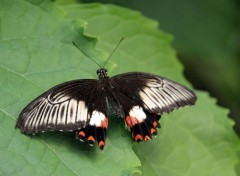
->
[153,121,158,127]
[125,115,133,128]
[87,136,95,142]
[135,134,143,141]
[144,135,150,141]
[98,141,105,147]
[131,118,139,126]
[98,140,105,150]
[79,131,85,137]
[102,117,108,128]
[126,116,139,128]
[150,128,156,134]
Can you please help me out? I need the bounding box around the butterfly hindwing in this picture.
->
[109,72,196,142]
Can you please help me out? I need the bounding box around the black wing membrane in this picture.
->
[16,79,107,134]
[108,72,196,143]
[110,72,196,115]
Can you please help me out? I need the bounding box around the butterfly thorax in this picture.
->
[97,68,108,80]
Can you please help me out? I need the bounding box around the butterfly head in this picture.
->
[97,68,108,79]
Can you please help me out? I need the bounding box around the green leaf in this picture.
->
[0,1,239,176]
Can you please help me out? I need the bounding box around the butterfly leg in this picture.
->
[76,116,108,150]
[125,106,161,142]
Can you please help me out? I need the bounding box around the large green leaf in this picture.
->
[0,1,239,176]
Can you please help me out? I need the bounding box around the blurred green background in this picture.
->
[77,0,240,135]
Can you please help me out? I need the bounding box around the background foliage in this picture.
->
[0,0,239,175]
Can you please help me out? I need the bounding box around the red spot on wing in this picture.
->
[79,131,85,137]
[153,121,158,127]
[98,140,105,150]
[135,134,143,142]
[144,135,151,141]
[102,117,108,128]
[125,115,138,128]
[150,128,156,134]
[87,136,95,142]
[125,116,132,127]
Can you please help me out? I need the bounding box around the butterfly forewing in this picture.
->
[16,79,108,134]
[110,72,196,115]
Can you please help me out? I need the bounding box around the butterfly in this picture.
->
[16,38,197,150]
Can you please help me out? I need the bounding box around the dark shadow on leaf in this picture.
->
[34,132,98,158]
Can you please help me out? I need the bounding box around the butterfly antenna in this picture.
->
[72,41,102,68]
[102,37,124,68]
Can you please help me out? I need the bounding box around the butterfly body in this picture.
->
[16,68,196,150]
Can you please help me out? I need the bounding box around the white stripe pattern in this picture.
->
[67,99,78,124]
[21,98,90,133]
[139,79,195,113]
[77,101,88,122]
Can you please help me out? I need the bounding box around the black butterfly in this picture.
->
[16,39,197,150]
